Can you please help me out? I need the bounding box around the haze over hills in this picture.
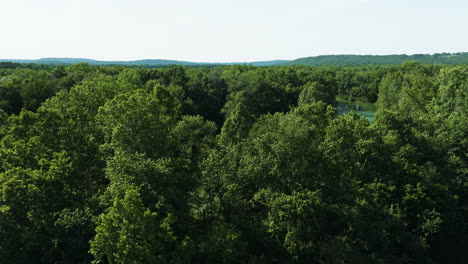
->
[1,53,467,67]
[0,58,289,67]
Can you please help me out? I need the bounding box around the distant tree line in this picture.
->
[284,52,468,66]
[0,62,466,263]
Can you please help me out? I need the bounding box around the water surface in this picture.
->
[337,100,377,122]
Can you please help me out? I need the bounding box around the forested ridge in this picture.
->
[284,52,468,66]
[0,61,466,263]
[3,52,468,68]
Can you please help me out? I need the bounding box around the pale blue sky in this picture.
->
[1,0,467,62]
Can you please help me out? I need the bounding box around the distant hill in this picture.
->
[246,60,290,66]
[2,53,468,67]
[0,58,289,67]
[282,53,468,66]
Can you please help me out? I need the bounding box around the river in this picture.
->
[337,100,377,122]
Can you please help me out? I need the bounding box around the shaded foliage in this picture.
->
[0,62,466,263]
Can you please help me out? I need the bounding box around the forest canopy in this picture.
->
[0,62,466,263]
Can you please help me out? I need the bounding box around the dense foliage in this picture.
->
[0,62,466,263]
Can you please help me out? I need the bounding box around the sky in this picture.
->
[0,0,467,62]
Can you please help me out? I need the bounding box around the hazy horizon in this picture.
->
[1,0,467,62]
[2,52,468,64]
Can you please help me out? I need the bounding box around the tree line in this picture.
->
[0,62,466,263]
[284,52,468,66]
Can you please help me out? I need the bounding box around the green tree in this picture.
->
[298,81,336,106]
[90,188,177,264]
[97,85,180,158]
[219,103,256,145]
